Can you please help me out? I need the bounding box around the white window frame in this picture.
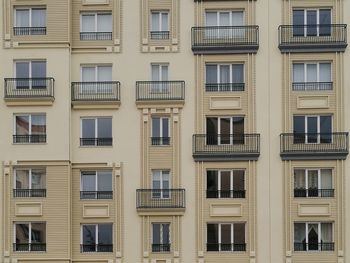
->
[80,171,112,191]
[14,114,46,136]
[80,13,112,33]
[14,60,47,89]
[14,8,46,27]
[80,117,112,140]
[14,222,46,250]
[292,62,332,83]
[205,11,245,26]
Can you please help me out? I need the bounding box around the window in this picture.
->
[81,65,113,94]
[294,169,333,197]
[152,170,170,198]
[80,13,112,40]
[14,168,46,198]
[80,171,112,199]
[151,117,170,145]
[14,222,46,252]
[206,64,244,91]
[81,117,112,146]
[207,223,246,251]
[292,62,332,90]
[14,114,46,143]
[205,11,244,38]
[15,61,47,89]
[14,8,46,35]
[293,9,331,36]
[294,222,334,251]
[207,170,245,198]
[152,223,170,252]
[81,224,113,252]
[151,64,169,93]
[206,117,244,145]
[150,12,169,39]
[293,115,332,143]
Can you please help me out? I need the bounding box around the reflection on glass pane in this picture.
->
[98,224,112,244]
[162,118,169,137]
[81,172,96,191]
[162,224,170,244]
[31,169,46,189]
[232,170,244,190]
[82,119,95,138]
[98,118,112,138]
[31,223,46,243]
[234,223,245,244]
[207,224,218,243]
[16,224,29,243]
[97,171,112,191]
[83,225,96,244]
[152,118,160,137]
[221,224,231,244]
[31,115,46,135]
[294,223,306,242]
[16,115,30,135]
[152,224,161,243]
[16,170,30,189]
[321,169,332,189]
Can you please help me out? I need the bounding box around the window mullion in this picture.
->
[29,223,32,246]
[218,224,222,250]
[95,118,98,139]
[218,171,221,198]
[95,172,98,192]
[29,169,32,190]
[231,223,234,251]
[95,14,98,32]
[305,223,309,250]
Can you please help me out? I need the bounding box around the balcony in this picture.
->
[207,243,246,252]
[71,82,120,109]
[152,244,171,253]
[80,191,113,199]
[206,190,245,198]
[4,78,54,105]
[80,32,112,41]
[14,243,46,252]
[280,133,348,160]
[294,188,334,198]
[193,134,260,161]
[136,189,185,213]
[13,135,46,144]
[80,138,113,146]
[151,137,170,146]
[136,81,185,105]
[80,244,113,253]
[278,24,347,53]
[191,26,259,54]
[206,83,245,92]
[150,31,170,40]
[292,82,333,91]
[13,189,46,198]
[13,27,46,36]
[294,242,334,251]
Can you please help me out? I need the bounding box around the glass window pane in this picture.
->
[319,64,331,82]
[151,65,160,81]
[220,118,230,135]
[219,65,230,83]
[321,223,332,242]
[308,224,319,246]
[151,13,160,31]
[16,9,30,27]
[16,62,30,79]
[81,172,96,191]
[97,171,112,191]
[152,224,161,243]
[16,170,30,189]
[161,65,168,81]
[82,67,96,82]
[293,64,305,82]
[294,169,306,189]
[219,12,230,26]
[231,11,244,26]
[31,61,46,78]
[205,12,217,26]
[31,9,46,27]
[97,118,112,138]
[97,66,112,81]
[16,115,29,135]
[293,116,305,134]
[16,223,29,243]
[31,223,46,243]
[320,116,332,143]
[234,223,245,244]
[161,13,168,31]
[152,118,160,137]
[82,119,95,138]
[97,14,112,32]
[307,11,317,36]
[306,64,317,82]
[81,14,95,32]
[308,170,318,188]
[31,115,46,135]
[162,224,170,244]
[207,224,218,243]
[319,10,331,35]
[83,225,96,244]
[294,223,306,242]
[221,224,231,244]
[220,171,231,191]
[98,224,112,244]
[31,169,46,189]
[293,10,304,36]
[232,117,244,135]
[321,169,332,189]
[207,170,218,191]
[206,65,217,84]
[232,170,244,190]
[232,64,244,83]
[162,118,169,137]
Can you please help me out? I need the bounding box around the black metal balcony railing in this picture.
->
[136,189,186,209]
[206,190,245,199]
[151,137,170,146]
[14,243,46,252]
[80,244,113,253]
[294,242,334,251]
[71,82,120,102]
[193,134,260,161]
[80,32,112,40]
[207,243,246,252]
[294,188,334,198]
[152,244,171,252]
[80,138,113,146]
[13,189,46,198]
[13,135,47,144]
[14,27,46,36]
[150,31,170,40]
[4,78,54,99]
[191,26,259,53]
[280,133,349,160]
[80,191,113,199]
[136,81,185,101]
[292,82,333,91]
[205,83,245,92]
[279,25,347,52]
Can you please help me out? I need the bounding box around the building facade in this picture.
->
[0,0,350,263]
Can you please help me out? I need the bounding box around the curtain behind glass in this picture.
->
[31,9,46,27]
[16,9,30,27]
[97,14,112,32]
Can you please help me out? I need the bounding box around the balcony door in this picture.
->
[293,9,331,37]
[151,64,169,93]
[293,115,332,144]
[81,65,112,94]
[15,61,46,89]
[206,117,244,145]
[205,11,244,38]
[152,170,170,199]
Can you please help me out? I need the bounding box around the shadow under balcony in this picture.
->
[193,134,260,161]
[136,81,185,106]
[71,81,120,109]
[4,78,54,105]
[136,189,186,214]
[278,24,347,53]
[191,26,259,54]
[280,133,349,160]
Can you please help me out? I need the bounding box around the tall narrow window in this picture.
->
[81,171,113,199]
[81,224,113,252]
[81,117,112,146]
[14,114,46,143]
[152,170,170,198]
[151,117,170,145]
[294,169,333,197]
[14,222,46,251]
[14,8,46,35]
[207,170,245,198]
[14,168,46,197]
[152,223,170,252]
[150,12,169,39]
[80,13,112,40]
[207,223,246,251]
